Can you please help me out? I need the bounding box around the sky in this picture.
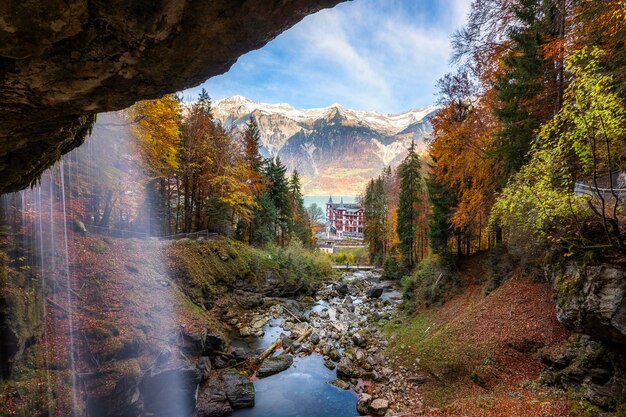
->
[183,0,471,114]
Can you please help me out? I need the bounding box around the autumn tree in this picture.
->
[493,48,626,250]
[127,95,182,233]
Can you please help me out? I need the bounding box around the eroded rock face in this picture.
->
[556,263,626,345]
[0,0,344,194]
[541,335,626,410]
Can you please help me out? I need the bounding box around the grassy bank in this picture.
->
[331,246,369,266]
[168,237,336,306]
[383,256,573,416]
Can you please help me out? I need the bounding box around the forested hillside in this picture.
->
[365,0,626,267]
[362,1,626,413]
[0,92,315,249]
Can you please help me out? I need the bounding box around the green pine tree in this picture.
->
[244,116,263,173]
[289,170,312,245]
[397,141,423,270]
[251,192,278,246]
[493,0,556,179]
[426,156,457,255]
[264,157,291,245]
[198,88,213,118]
[363,177,388,265]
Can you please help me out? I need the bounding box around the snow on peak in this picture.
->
[212,95,439,136]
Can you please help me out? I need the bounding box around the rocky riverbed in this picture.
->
[197,269,410,417]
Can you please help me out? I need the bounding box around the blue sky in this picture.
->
[183,0,470,114]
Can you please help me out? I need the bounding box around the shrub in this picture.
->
[382,256,399,280]
[332,247,368,266]
[401,256,450,309]
[486,242,515,293]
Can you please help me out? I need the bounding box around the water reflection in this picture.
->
[233,355,357,417]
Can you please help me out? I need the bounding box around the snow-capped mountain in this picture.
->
[211,95,439,195]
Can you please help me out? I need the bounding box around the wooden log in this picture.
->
[281,326,313,356]
[284,307,302,323]
[258,325,314,361]
[258,339,282,361]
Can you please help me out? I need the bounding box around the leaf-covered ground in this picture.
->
[383,259,573,417]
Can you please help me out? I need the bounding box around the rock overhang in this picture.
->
[0,0,346,194]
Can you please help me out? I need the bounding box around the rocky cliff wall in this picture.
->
[0,0,344,194]
[545,261,626,411]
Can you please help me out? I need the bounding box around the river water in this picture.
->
[230,271,402,417]
[233,354,357,417]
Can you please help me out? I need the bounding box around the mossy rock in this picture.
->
[555,272,582,306]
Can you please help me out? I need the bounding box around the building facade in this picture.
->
[326,196,364,239]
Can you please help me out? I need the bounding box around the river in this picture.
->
[228,270,402,417]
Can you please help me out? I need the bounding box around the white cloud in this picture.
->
[185,0,471,113]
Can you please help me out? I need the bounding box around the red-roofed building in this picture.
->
[325,196,364,239]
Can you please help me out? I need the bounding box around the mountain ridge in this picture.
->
[209,95,439,195]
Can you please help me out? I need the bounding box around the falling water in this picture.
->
[2,164,83,414]
[59,159,80,416]
[36,184,55,416]
[0,112,192,416]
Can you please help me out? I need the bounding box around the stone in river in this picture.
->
[328,348,342,362]
[220,370,255,409]
[329,379,350,389]
[366,286,384,299]
[356,393,372,415]
[196,372,233,417]
[336,282,349,296]
[352,332,367,348]
[257,355,294,378]
[336,357,357,379]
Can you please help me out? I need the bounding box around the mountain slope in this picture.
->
[212,96,438,195]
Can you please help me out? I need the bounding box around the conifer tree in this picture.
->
[238,116,266,243]
[363,177,388,264]
[251,192,277,246]
[397,141,424,269]
[289,170,312,245]
[493,0,556,178]
[426,156,457,255]
[264,157,291,245]
[243,117,264,175]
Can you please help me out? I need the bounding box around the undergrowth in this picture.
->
[168,237,335,307]
[400,255,457,309]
